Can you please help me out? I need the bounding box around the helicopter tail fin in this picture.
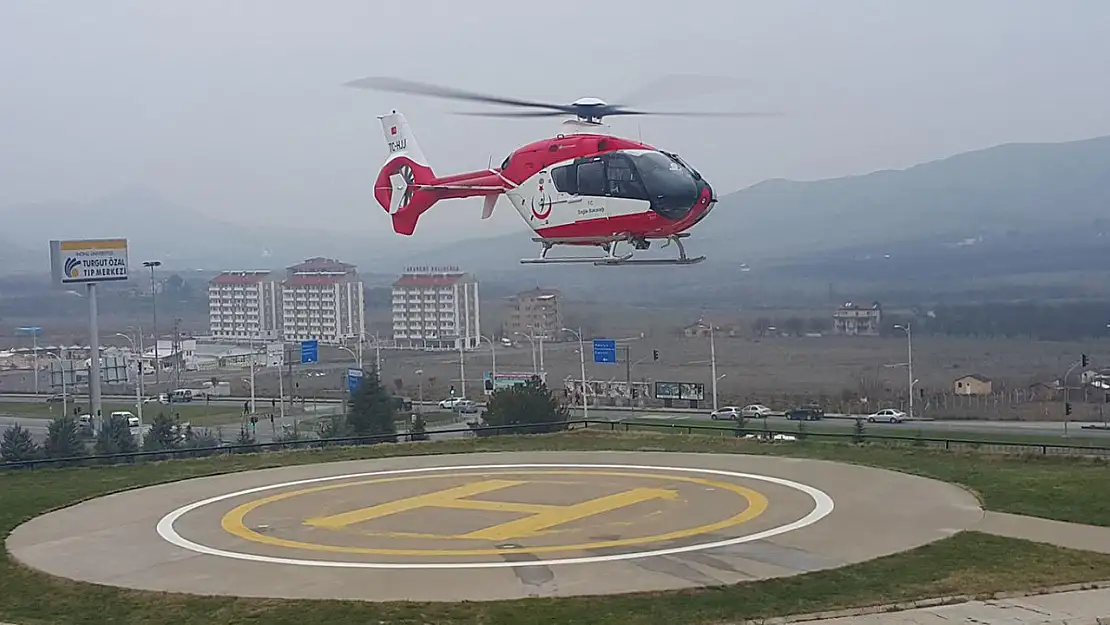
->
[374,112,437,235]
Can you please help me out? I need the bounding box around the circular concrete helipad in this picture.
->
[6,451,983,602]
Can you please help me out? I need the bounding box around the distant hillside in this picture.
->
[710,134,1110,260]
[0,186,408,272]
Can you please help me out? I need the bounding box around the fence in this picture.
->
[3,419,1110,471]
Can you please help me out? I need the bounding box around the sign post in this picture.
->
[300,340,319,364]
[49,238,129,431]
[592,339,617,364]
[347,367,364,394]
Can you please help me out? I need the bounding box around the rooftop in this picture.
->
[288,257,357,274]
[285,275,342,287]
[211,270,273,286]
[393,273,467,288]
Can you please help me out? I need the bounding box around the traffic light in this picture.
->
[1082,354,1089,368]
[653,349,659,361]
[1065,402,1073,416]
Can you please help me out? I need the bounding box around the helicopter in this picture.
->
[346,77,775,266]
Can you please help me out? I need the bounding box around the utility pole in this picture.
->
[623,345,632,408]
[143,260,161,385]
[172,317,183,388]
[894,323,914,418]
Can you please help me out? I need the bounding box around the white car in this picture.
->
[710,407,741,420]
[438,397,463,409]
[868,409,907,423]
[740,404,772,417]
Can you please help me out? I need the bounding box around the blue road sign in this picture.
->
[593,339,617,364]
[300,340,319,364]
[346,368,364,394]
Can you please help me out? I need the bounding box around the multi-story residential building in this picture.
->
[502,287,564,341]
[832,301,882,336]
[281,257,366,346]
[392,266,480,351]
[207,271,282,342]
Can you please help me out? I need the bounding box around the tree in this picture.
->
[143,411,181,451]
[94,414,139,455]
[1,424,40,462]
[482,376,569,435]
[44,416,85,459]
[751,317,772,337]
[346,368,397,441]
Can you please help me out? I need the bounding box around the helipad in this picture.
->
[7,451,984,602]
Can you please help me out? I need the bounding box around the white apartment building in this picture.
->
[392,266,480,351]
[281,257,366,346]
[207,271,282,342]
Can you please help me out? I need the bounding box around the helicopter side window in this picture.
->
[576,159,606,196]
[550,164,577,194]
[605,153,649,200]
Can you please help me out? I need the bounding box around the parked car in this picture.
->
[454,400,479,414]
[867,408,907,423]
[740,404,772,418]
[785,404,824,420]
[710,406,741,420]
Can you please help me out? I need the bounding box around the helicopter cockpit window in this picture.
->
[551,164,577,194]
[576,159,606,196]
[627,151,701,219]
[500,154,513,170]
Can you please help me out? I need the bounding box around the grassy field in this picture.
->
[4,431,1110,624]
[0,399,245,427]
[615,414,1110,448]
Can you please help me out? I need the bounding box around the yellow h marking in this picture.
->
[304,479,678,541]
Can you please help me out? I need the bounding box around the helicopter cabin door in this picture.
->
[548,152,652,225]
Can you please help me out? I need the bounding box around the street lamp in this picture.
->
[514,331,538,374]
[893,323,914,418]
[143,260,162,385]
[479,334,497,378]
[698,320,719,411]
[562,327,589,420]
[114,331,144,426]
[415,368,424,413]
[457,335,467,399]
[337,345,362,369]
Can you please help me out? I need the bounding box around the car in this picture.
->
[868,409,907,423]
[438,397,463,409]
[740,404,772,418]
[454,400,479,414]
[710,407,740,420]
[785,405,824,420]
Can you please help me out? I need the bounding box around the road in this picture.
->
[5,393,1110,443]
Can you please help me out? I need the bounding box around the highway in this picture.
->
[3,393,1109,443]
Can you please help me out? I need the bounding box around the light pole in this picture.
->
[538,333,546,377]
[515,331,537,374]
[479,334,497,377]
[114,331,144,425]
[15,327,41,395]
[143,260,162,385]
[562,327,588,420]
[893,323,914,418]
[699,320,719,411]
[415,368,424,413]
[457,335,467,399]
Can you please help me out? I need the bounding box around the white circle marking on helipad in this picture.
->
[156,463,835,569]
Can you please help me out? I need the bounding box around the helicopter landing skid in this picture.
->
[520,234,705,266]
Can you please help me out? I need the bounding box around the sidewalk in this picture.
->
[779,585,1110,624]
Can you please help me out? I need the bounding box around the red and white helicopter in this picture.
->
[347,77,772,266]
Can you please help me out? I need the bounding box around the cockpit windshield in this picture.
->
[625,151,701,219]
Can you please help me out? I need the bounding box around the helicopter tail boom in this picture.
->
[374,112,509,235]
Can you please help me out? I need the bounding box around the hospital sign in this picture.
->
[49,238,130,285]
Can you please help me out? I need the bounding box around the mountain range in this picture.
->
[3,134,1109,303]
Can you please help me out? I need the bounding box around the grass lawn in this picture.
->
[0,400,316,428]
[615,415,1110,448]
[3,430,1110,624]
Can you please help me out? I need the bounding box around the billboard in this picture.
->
[653,381,705,401]
[49,238,129,285]
[654,381,681,400]
[483,371,543,395]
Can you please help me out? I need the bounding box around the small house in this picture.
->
[954,374,992,396]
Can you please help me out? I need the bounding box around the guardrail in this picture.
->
[3,419,1109,471]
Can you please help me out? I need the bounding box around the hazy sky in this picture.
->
[3,1,1110,243]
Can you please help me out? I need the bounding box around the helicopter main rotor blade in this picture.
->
[344,76,573,113]
[617,74,751,108]
[452,110,568,118]
[606,109,784,118]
